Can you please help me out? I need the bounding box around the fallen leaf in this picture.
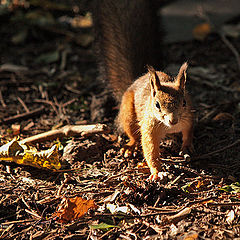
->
[0,140,61,170]
[106,203,128,214]
[193,23,211,41]
[55,196,97,223]
[181,231,199,240]
[220,182,240,193]
[226,210,235,225]
[89,222,119,230]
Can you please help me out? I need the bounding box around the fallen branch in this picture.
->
[20,124,110,144]
[1,106,45,124]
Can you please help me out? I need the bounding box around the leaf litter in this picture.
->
[1,2,240,240]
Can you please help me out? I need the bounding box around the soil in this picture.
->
[1,2,240,240]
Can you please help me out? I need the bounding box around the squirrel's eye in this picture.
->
[155,101,161,109]
[183,99,186,107]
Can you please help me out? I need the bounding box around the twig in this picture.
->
[34,99,58,115]
[0,219,34,225]
[168,173,185,187]
[166,207,191,223]
[57,174,71,196]
[1,106,45,124]
[208,202,240,207]
[221,33,240,72]
[62,98,77,108]
[65,84,82,95]
[0,224,14,239]
[160,158,186,164]
[92,210,189,219]
[0,87,6,108]
[25,209,41,219]
[22,196,41,219]
[194,139,240,160]
[188,196,217,205]
[17,96,29,112]
[147,206,185,214]
[103,169,138,183]
[20,124,110,144]
[99,228,116,240]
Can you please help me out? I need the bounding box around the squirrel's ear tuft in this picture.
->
[176,62,188,89]
[148,65,161,92]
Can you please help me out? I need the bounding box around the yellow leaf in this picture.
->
[0,140,61,170]
[0,139,24,156]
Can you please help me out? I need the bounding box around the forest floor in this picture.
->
[1,2,240,239]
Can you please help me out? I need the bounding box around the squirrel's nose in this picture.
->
[169,118,178,125]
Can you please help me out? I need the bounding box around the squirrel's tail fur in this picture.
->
[93,0,164,101]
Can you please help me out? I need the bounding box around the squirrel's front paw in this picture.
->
[179,144,194,161]
[148,171,168,182]
[120,143,138,158]
[120,146,134,158]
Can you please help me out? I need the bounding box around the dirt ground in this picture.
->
[1,2,240,240]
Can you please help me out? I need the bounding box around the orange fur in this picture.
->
[118,64,194,179]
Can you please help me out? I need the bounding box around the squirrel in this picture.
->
[93,0,194,180]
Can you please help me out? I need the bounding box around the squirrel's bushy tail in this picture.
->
[93,0,164,101]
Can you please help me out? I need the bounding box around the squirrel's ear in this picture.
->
[176,62,188,89]
[148,65,161,96]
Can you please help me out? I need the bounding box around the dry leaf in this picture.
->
[0,140,61,170]
[226,210,235,224]
[193,23,211,41]
[182,231,199,240]
[106,203,128,214]
[55,196,97,223]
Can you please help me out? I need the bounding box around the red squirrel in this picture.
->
[93,0,194,180]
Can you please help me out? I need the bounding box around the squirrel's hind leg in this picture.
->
[118,90,140,157]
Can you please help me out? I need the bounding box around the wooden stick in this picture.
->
[17,96,29,112]
[20,124,110,144]
[167,207,191,223]
[1,106,45,124]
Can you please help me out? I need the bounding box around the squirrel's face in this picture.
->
[148,63,188,127]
